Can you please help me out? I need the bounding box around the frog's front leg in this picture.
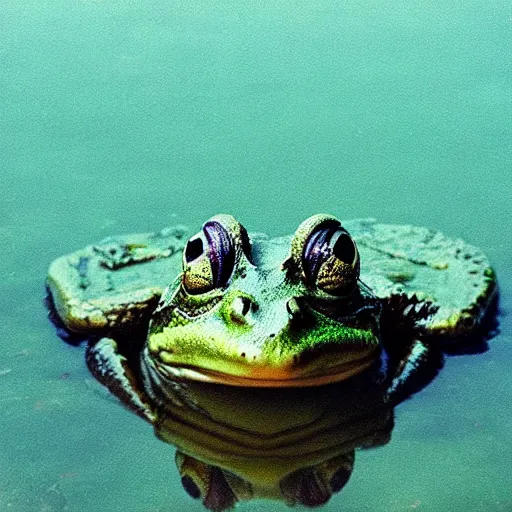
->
[86,338,157,423]
[387,339,444,403]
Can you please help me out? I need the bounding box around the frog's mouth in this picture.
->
[147,342,381,388]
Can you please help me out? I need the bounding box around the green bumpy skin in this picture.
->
[144,215,380,387]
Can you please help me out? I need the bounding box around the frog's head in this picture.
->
[145,214,381,387]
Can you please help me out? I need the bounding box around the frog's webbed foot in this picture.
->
[86,338,156,423]
[386,338,443,404]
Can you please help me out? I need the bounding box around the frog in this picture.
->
[46,214,497,420]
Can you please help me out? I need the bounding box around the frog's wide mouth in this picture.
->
[147,343,381,388]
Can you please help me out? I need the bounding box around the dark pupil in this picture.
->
[332,233,355,264]
[185,237,204,263]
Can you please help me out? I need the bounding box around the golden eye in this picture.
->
[182,233,215,295]
[181,214,251,295]
[312,229,360,296]
[291,214,360,297]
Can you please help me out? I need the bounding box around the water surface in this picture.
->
[1,1,511,511]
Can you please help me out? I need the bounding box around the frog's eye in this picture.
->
[292,214,360,297]
[303,225,360,296]
[182,214,246,295]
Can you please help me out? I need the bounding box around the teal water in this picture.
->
[1,1,511,510]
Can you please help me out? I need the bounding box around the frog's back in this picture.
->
[47,227,188,334]
[344,219,496,338]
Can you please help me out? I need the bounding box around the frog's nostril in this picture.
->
[227,294,258,327]
[232,296,254,317]
[242,297,251,316]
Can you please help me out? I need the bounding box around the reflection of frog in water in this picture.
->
[161,372,395,510]
[47,214,497,509]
